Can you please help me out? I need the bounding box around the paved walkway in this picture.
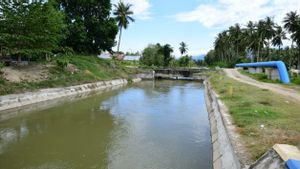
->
[223,68,300,102]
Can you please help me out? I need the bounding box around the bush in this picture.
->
[292,76,300,85]
[0,62,4,70]
[253,73,268,80]
[56,57,69,70]
[0,62,5,84]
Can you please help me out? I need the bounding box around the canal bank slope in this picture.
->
[0,78,141,112]
[206,70,300,169]
[205,80,249,169]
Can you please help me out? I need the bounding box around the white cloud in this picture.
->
[112,0,152,20]
[174,0,300,28]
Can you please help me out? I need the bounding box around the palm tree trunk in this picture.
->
[117,26,123,52]
[298,47,300,69]
[257,45,260,62]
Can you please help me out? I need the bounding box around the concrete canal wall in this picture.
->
[204,80,249,169]
[0,78,141,112]
[204,80,300,169]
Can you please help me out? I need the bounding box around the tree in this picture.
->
[140,44,164,67]
[283,11,300,68]
[0,0,65,62]
[140,43,174,67]
[205,11,300,69]
[272,26,286,51]
[113,1,134,52]
[59,0,118,54]
[228,24,242,57]
[161,44,173,67]
[263,17,275,60]
[179,42,188,56]
[178,55,194,67]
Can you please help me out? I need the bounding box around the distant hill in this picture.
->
[192,54,206,61]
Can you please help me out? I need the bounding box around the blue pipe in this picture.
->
[235,61,290,84]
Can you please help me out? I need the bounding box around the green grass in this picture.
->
[239,69,300,92]
[239,70,281,83]
[0,55,140,95]
[210,71,300,161]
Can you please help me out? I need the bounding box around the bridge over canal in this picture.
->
[153,68,209,80]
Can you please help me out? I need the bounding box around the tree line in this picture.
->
[205,11,300,69]
[0,0,134,62]
[140,42,197,68]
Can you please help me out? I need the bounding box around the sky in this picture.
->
[112,0,300,58]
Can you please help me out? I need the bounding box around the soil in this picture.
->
[224,68,300,102]
[2,63,52,82]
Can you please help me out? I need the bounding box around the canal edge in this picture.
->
[204,80,250,169]
[0,78,142,112]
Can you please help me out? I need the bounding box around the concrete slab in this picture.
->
[214,158,222,169]
[273,144,300,162]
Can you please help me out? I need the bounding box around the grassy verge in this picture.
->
[209,70,300,160]
[0,55,139,95]
[239,70,280,83]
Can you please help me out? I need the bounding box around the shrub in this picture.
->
[56,57,69,70]
[292,76,300,85]
[0,62,5,84]
[253,73,268,80]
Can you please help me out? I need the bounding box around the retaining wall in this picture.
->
[204,80,248,169]
[0,78,141,112]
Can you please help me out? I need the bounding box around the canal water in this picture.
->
[0,80,212,169]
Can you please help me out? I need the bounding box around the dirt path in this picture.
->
[223,68,300,102]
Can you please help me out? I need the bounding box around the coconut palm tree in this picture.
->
[113,1,134,52]
[272,26,287,51]
[244,21,259,61]
[256,18,275,61]
[179,42,188,56]
[283,11,300,68]
[283,11,300,33]
[214,31,228,62]
[228,24,243,58]
[263,17,275,60]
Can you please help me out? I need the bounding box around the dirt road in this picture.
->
[223,68,300,102]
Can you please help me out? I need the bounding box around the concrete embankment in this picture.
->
[204,79,300,169]
[0,78,141,112]
[204,80,249,169]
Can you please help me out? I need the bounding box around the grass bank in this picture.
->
[209,70,300,160]
[0,55,138,95]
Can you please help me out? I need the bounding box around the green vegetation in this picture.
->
[0,55,136,95]
[113,1,135,52]
[291,76,300,85]
[0,1,139,95]
[140,43,173,67]
[140,43,197,68]
[179,42,188,56]
[0,0,65,61]
[59,0,118,54]
[239,70,280,83]
[210,71,300,160]
[0,0,123,58]
[205,12,300,69]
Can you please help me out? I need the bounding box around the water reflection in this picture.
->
[0,80,212,169]
[106,81,212,169]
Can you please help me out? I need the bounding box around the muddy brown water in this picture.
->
[0,80,212,169]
